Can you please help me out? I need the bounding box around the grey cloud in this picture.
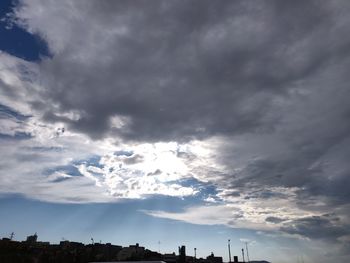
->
[50,176,72,183]
[25,146,65,152]
[121,153,144,165]
[265,217,286,224]
[280,215,350,241]
[12,0,350,142]
[147,169,162,176]
[225,191,241,197]
[244,190,288,200]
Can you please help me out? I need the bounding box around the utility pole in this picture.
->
[242,248,245,263]
[245,242,250,263]
[228,239,232,263]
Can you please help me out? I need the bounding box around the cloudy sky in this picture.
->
[1,0,350,262]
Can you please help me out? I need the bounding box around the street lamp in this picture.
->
[228,239,231,263]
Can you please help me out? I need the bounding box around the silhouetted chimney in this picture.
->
[178,245,186,263]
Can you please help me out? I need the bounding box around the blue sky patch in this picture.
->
[73,155,103,168]
[43,155,103,180]
[44,164,82,178]
[0,131,32,140]
[0,0,50,61]
[0,103,30,121]
[114,150,133,157]
[26,146,65,152]
[174,178,221,202]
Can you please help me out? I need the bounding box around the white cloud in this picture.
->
[144,186,321,233]
[0,54,199,202]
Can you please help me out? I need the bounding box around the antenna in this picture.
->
[228,239,232,263]
[91,238,94,245]
[194,248,197,259]
[158,240,161,253]
[10,232,14,240]
[245,242,250,263]
[242,248,245,263]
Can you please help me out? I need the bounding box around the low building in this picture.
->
[26,233,38,244]
[163,252,177,263]
[206,252,223,263]
[117,243,145,261]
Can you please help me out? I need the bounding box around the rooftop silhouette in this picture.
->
[0,233,270,263]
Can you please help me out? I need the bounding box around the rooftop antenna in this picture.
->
[228,239,232,263]
[242,248,245,263]
[245,242,250,263]
[10,232,14,240]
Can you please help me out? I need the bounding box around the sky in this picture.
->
[0,0,350,262]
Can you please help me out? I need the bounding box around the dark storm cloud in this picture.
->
[280,215,350,240]
[12,0,350,141]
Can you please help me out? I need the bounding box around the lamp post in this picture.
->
[228,239,232,263]
[245,242,250,263]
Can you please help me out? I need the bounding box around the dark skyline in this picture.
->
[0,234,266,263]
[0,1,350,263]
